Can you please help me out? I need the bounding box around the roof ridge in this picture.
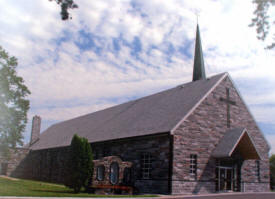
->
[171,72,228,133]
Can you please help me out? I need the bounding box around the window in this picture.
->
[96,165,105,181]
[190,154,197,176]
[94,149,98,159]
[123,167,132,184]
[256,160,260,181]
[140,152,152,179]
[103,147,110,157]
[97,149,103,159]
[109,162,119,184]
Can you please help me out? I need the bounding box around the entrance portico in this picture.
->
[213,128,261,192]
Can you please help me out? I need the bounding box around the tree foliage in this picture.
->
[0,46,30,157]
[49,0,78,20]
[270,154,275,190]
[65,134,93,193]
[250,0,275,49]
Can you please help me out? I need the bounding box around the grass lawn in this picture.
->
[0,177,157,197]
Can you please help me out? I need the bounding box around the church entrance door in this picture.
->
[217,166,234,191]
[216,159,240,192]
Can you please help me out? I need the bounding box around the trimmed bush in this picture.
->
[271,154,275,190]
[64,134,93,193]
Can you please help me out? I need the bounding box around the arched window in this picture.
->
[96,165,105,181]
[109,162,119,185]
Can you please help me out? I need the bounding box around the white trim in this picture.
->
[171,73,228,134]
[226,74,271,151]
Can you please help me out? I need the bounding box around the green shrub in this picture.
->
[64,134,93,193]
[271,154,275,190]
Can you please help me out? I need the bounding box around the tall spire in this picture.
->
[192,24,206,81]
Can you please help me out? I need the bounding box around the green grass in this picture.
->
[0,177,157,197]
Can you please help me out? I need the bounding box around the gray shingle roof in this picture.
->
[31,73,226,150]
[212,128,261,160]
[212,128,246,158]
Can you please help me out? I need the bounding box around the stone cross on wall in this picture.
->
[220,88,236,128]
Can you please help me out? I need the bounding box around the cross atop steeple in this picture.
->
[192,24,206,81]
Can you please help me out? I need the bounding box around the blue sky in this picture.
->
[0,0,275,153]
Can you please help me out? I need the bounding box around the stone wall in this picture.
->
[243,182,270,192]
[11,147,70,183]
[172,75,270,194]
[0,148,29,176]
[92,156,132,186]
[172,181,215,194]
[30,115,41,145]
[91,134,171,194]
[12,133,171,194]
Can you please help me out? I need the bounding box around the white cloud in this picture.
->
[0,0,275,152]
[31,102,117,121]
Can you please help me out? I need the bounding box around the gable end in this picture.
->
[171,73,227,134]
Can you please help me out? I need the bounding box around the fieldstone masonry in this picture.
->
[92,156,133,187]
[0,115,40,176]
[12,134,171,194]
[172,76,270,194]
[0,148,29,176]
[30,115,41,145]
[92,134,171,194]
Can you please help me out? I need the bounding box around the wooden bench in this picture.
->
[91,184,133,194]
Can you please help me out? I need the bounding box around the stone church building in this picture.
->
[0,25,270,194]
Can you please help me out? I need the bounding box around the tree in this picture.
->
[65,134,93,193]
[49,0,78,20]
[0,46,30,158]
[250,0,275,49]
[270,154,275,190]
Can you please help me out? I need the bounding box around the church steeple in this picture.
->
[192,24,206,81]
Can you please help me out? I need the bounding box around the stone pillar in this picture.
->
[30,115,41,146]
